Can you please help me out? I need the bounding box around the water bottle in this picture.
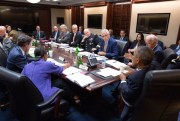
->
[101,57,106,68]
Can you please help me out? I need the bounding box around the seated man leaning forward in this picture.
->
[119,46,154,121]
[98,29,118,59]
[21,47,70,101]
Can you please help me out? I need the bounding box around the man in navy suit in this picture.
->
[98,29,118,59]
[32,25,46,40]
[145,34,164,63]
[118,30,129,42]
[7,34,32,73]
[69,24,82,47]
[50,26,60,42]
[119,46,154,121]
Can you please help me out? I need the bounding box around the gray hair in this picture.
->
[72,24,78,29]
[84,28,90,33]
[101,29,110,35]
[60,24,67,30]
[146,34,158,44]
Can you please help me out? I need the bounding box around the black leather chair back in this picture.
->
[0,67,44,121]
[0,47,7,67]
[116,40,127,56]
[133,69,180,121]
[161,48,177,69]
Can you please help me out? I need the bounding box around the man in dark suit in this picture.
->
[32,25,46,40]
[145,34,164,63]
[81,29,102,52]
[69,24,82,47]
[98,29,118,59]
[118,30,129,42]
[50,26,60,42]
[58,24,71,44]
[7,34,32,73]
[119,46,154,121]
[169,40,180,56]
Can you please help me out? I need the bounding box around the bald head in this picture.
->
[145,34,158,49]
[0,26,6,36]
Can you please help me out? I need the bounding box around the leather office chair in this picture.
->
[0,67,69,121]
[0,47,7,67]
[116,40,127,62]
[161,48,177,69]
[131,69,180,121]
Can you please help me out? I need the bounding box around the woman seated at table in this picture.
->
[127,33,145,53]
[21,47,70,101]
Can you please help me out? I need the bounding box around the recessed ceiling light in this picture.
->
[26,0,40,3]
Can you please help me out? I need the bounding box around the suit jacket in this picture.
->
[120,68,149,105]
[117,36,129,42]
[81,34,102,52]
[69,31,82,47]
[7,46,28,73]
[21,59,64,101]
[153,45,164,63]
[50,31,60,42]
[58,31,71,44]
[99,37,119,59]
[32,31,46,40]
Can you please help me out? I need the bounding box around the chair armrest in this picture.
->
[36,89,64,109]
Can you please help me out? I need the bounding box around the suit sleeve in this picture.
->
[14,55,28,72]
[105,41,119,58]
[71,33,82,46]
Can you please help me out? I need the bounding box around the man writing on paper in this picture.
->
[98,29,118,59]
[119,46,154,121]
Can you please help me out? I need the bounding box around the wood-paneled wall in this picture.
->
[106,3,131,38]
[71,6,84,28]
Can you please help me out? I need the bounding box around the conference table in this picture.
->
[49,46,121,92]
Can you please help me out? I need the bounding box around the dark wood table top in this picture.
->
[52,47,120,92]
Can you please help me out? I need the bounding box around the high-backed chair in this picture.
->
[0,47,7,67]
[131,69,180,121]
[161,48,177,69]
[0,67,68,121]
[116,40,127,61]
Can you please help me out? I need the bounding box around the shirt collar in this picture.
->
[19,47,25,56]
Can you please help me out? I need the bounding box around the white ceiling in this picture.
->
[2,0,127,6]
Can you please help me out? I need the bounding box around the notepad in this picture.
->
[97,67,121,77]
[105,60,127,69]
[62,66,82,76]
[66,72,95,87]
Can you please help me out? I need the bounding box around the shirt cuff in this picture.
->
[121,80,126,83]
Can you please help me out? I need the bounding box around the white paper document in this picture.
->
[78,51,99,57]
[62,66,82,76]
[96,56,108,61]
[66,72,95,87]
[105,60,127,69]
[47,58,65,67]
[29,48,35,57]
[97,67,121,77]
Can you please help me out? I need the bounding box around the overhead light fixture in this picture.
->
[26,0,40,4]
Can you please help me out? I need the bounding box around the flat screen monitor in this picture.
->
[136,13,170,35]
[88,14,102,29]
[0,6,39,35]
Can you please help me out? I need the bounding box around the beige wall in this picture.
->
[51,8,71,31]
[84,6,107,35]
[129,1,180,47]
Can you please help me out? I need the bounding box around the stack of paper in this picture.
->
[29,47,35,57]
[105,60,127,69]
[96,56,108,62]
[62,66,82,76]
[97,67,121,77]
[47,58,65,67]
[78,52,99,57]
[66,72,95,87]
